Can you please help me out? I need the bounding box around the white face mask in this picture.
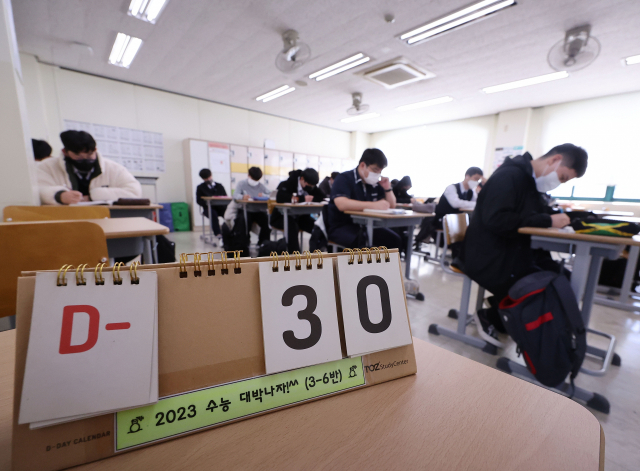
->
[535,162,562,193]
[363,168,381,186]
[247,178,259,187]
[467,180,479,190]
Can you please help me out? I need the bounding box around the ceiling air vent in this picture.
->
[363,61,435,89]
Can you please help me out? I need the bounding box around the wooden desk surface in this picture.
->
[201,196,232,201]
[0,331,602,471]
[108,204,163,210]
[237,200,269,204]
[0,218,169,240]
[346,210,432,220]
[273,202,327,208]
[519,227,640,246]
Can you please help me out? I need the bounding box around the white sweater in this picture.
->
[37,152,142,205]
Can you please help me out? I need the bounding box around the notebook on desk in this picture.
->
[363,209,406,215]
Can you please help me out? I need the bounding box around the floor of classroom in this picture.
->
[170,229,640,471]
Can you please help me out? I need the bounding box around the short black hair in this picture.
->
[330,171,340,180]
[199,168,212,180]
[301,168,319,186]
[32,139,52,161]
[359,148,388,169]
[541,144,588,178]
[248,166,263,181]
[60,130,96,154]
[465,167,483,177]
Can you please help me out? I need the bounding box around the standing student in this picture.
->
[32,139,52,162]
[326,148,401,249]
[319,171,340,198]
[393,176,414,204]
[38,130,142,205]
[271,168,325,252]
[196,168,228,238]
[232,167,271,244]
[461,144,587,345]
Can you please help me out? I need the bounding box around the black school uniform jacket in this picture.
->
[271,170,325,226]
[461,153,553,294]
[196,181,227,217]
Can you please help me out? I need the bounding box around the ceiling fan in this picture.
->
[275,30,311,73]
[347,92,370,115]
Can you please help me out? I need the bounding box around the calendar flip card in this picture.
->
[259,259,343,374]
[336,252,412,356]
[19,271,158,426]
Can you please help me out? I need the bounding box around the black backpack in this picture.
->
[156,234,176,263]
[257,238,287,257]
[498,271,586,390]
[221,218,250,255]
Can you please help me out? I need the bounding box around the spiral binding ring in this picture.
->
[303,251,313,269]
[354,248,363,264]
[314,249,324,269]
[220,251,229,275]
[271,251,279,272]
[179,253,188,278]
[343,248,354,265]
[362,248,372,264]
[95,263,106,285]
[130,261,140,284]
[233,250,242,274]
[75,264,88,286]
[207,252,216,276]
[282,251,291,271]
[113,262,124,285]
[193,253,202,277]
[373,247,382,263]
[292,251,302,270]
[380,246,390,262]
[57,264,73,286]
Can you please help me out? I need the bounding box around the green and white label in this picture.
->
[115,356,365,450]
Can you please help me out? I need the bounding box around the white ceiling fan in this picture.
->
[347,92,370,115]
[275,30,311,73]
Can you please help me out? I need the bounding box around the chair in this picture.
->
[0,221,109,321]
[3,205,110,222]
[428,213,500,354]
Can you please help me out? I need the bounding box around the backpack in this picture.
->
[221,218,249,255]
[498,271,586,391]
[257,238,288,257]
[156,234,176,263]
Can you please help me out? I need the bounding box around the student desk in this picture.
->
[201,197,233,244]
[395,203,413,210]
[346,211,432,300]
[496,227,640,413]
[273,202,326,243]
[88,218,169,264]
[0,330,604,471]
[236,200,269,236]
[108,204,163,221]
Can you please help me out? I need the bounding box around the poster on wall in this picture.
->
[208,142,230,173]
[493,145,523,170]
[64,120,165,173]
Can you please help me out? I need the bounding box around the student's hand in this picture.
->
[373,199,390,210]
[81,195,90,202]
[379,177,391,190]
[60,191,83,205]
[242,194,250,201]
[258,193,264,197]
[410,198,417,204]
[551,213,571,228]
[304,195,314,203]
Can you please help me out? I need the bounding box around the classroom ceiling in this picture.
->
[12,0,640,134]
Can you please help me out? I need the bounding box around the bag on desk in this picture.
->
[498,271,586,389]
[570,219,640,237]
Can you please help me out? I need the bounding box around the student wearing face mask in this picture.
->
[460,144,588,346]
[38,130,142,205]
[231,167,271,244]
[434,167,483,226]
[196,168,228,237]
[326,148,401,250]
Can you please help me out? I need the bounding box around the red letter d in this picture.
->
[59,305,100,354]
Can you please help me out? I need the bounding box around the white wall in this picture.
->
[20,54,352,203]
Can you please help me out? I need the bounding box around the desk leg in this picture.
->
[405,224,415,280]
[143,236,153,264]
[571,244,591,303]
[244,205,249,235]
[151,235,158,264]
[366,220,373,247]
[582,253,605,325]
[620,245,639,300]
[207,200,214,243]
[283,208,289,243]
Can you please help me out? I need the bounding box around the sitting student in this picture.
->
[319,171,340,198]
[393,176,414,204]
[38,130,141,205]
[461,144,587,345]
[195,168,228,238]
[232,166,271,244]
[32,139,52,162]
[434,167,483,227]
[271,168,325,252]
[326,148,401,249]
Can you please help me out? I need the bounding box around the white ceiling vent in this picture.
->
[363,60,435,89]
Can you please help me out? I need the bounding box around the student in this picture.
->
[32,139,52,162]
[393,176,414,204]
[232,166,271,244]
[319,171,340,198]
[461,144,587,345]
[38,130,142,205]
[326,148,401,249]
[434,167,483,226]
[271,168,325,252]
[196,168,228,237]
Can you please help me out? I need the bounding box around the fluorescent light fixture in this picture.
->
[397,96,453,111]
[625,54,640,65]
[256,85,295,103]
[400,0,516,45]
[309,53,371,81]
[128,0,169,24]
[482,71,568,94]
[108,33,143,68]
[341,112,380,123]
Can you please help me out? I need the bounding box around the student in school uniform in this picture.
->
[434,167,483,227]
[393,175,414,204]
[270,168,325,252]
[461,144,587,345]
[32,139,52,162]
[326,148,401,250]
[196,168,228,238]
[318,171,340,198]
[231,166,271,244]
[38,130,142,205]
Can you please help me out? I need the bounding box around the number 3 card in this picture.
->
[259,258,343,374]
[337,251,412,356]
